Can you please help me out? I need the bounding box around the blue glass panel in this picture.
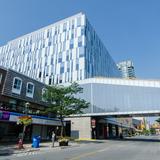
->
[60,67,64,74]
[70,43,74,49]
[58,58,62,63]
[78,41,82,47]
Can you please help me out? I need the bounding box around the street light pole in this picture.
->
[21,102,30,141]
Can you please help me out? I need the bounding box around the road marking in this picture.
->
[69,147,109,160]
[69,151,97,160]
[14,151,38,157]
[69,141,128,160]
[97,149,107,152]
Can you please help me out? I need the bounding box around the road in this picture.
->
[1,135,160,160]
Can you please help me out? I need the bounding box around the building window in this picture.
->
[77,17,81,27]
[55,28,57,35]
[80,70,82,80]
[60,66,64,74]
[59,79,62,83]
[58,57,62,63]
[39,72,41,78]
[70,41,74,49]
[62,42,66,51]
[60,63,64,74]
[47,31,49,38]
[0,73,2,84]
[76,63,79,70]
[26,82,34,98]
[63,22,67,32]
[76,59,79,70]
[78,37,82,47]
[79,47,84,57]
[67,62,70,72]
[48,41,51,46]
[81,27,85,36]
[51,57,54,65]
[59,75,62,84]
[71,32,74,39]
[12,77,22,94]
[58,53,62,63]
[72,19,75,29]
[78,41,82,47]
[66,51,69,61]
[34,64,36,69]
[49,77,52,85]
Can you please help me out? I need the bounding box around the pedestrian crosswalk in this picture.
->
[14,151,39,157]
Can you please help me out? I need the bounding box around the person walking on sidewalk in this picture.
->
[51,131,56,147]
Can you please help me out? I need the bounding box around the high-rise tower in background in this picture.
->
[117,60,135,78]
[0,12,121,85]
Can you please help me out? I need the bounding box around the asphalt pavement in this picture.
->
[1,135,160,160]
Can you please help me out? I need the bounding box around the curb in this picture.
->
[0,143,81,156]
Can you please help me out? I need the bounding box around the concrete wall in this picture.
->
[65,117,91,139]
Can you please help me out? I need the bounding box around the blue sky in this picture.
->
[0,0,160,79]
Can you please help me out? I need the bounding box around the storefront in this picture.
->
[0,111,62,142]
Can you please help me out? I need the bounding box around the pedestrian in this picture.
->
[51,131,55,147]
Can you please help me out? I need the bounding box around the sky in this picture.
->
[0,0,160,79]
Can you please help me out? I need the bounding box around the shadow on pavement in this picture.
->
[0,149,14,156]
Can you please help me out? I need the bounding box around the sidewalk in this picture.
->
[0,141,80,156]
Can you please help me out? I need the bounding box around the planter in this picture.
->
[59,141,68,146]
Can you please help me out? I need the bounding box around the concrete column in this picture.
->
[116,125,119,137]
[108,124,113,138]
[65,117,92,139]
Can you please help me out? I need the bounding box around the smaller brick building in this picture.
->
[0,67,62,142]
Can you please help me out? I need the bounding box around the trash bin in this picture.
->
[32,136,41,148]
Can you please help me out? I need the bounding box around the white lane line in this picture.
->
[97,149,108,152]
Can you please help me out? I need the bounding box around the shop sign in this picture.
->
[33,118,62,126]
[0,111,10,120]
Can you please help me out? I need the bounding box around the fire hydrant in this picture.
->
[18,138,24,149]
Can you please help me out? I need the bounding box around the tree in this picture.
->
[156,118,160,123]
[43,82,89,137]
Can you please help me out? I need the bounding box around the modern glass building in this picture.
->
[76,77,160,113]
[117,60,135,78]
[0,12,121,85]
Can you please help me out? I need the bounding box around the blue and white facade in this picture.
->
[0,12,120,85]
